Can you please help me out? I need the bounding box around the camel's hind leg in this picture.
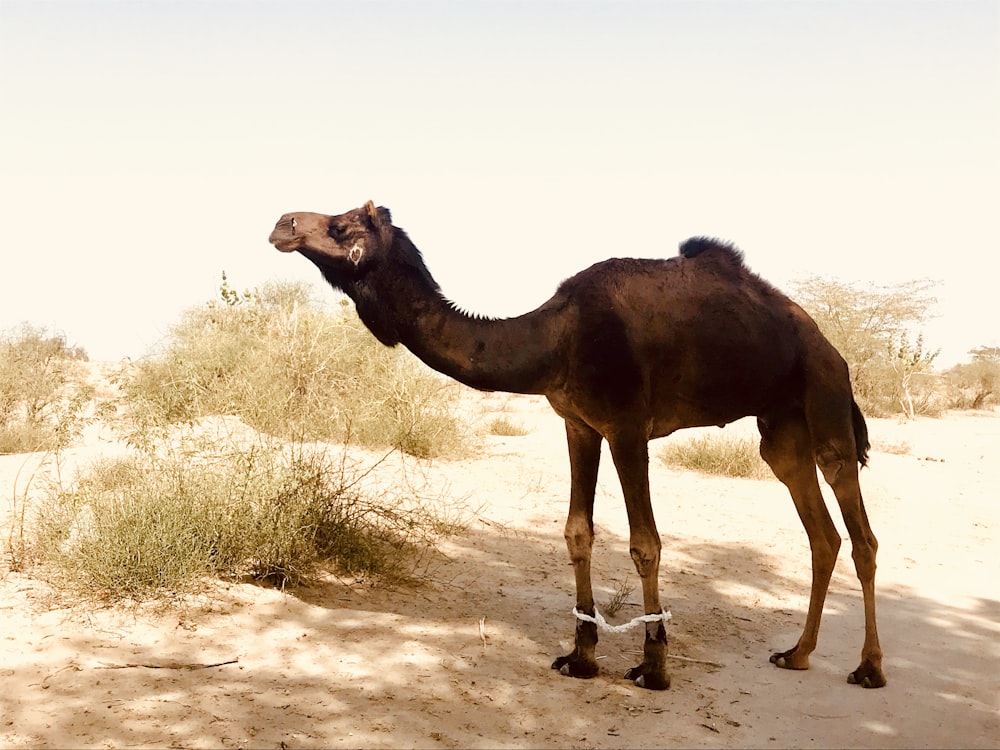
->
[758,411,842,673]
[812,435,886,688]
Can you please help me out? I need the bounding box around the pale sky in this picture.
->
[2,0,998,365]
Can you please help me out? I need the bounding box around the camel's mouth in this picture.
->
[269,217,301,253]
[270,237,299,253]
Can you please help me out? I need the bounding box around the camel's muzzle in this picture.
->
[269,216,300,252]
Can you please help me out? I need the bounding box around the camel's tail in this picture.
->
[852,399,870,468]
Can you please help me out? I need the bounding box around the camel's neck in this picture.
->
[345,234,564,394]
[400,300,562,394]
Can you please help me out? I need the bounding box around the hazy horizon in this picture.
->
[2,0,997,366]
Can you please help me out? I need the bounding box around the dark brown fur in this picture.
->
[269,202,886,690]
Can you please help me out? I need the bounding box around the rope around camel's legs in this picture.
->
[572,607,672,634]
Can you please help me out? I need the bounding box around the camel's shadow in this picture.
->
[9,501,995,748]
[280,516,999,747]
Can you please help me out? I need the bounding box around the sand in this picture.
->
[2,386,997,749]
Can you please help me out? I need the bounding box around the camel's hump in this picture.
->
[678,237,746,268]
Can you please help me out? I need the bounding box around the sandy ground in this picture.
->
[1,382,998,749]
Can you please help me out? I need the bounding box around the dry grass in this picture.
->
[658,433,770,480]
[874,439,912,456]
[487,415,529,437]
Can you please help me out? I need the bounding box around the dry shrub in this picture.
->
[27,433,460,601]
[0,324,91,454]
[117,280,471,459]
[5,282,470,599]
[602,576,635,618]
[945,359,999,410]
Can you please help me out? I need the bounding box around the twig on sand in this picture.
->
[624,650,724,668]
[667,654,723,668]
[97,658,239,670]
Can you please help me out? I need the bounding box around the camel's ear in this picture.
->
[363,201,394,249]
[364,200,392,225]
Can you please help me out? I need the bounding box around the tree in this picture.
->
[969,346,1000,364]
[791,277,940,417]
[945,346,1000,410]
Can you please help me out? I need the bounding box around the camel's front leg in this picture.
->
[609,435,671,690]
[552,420,603,680]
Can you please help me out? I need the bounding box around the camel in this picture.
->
[268,201,886,691]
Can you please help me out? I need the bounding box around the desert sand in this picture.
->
[2,384,998,749]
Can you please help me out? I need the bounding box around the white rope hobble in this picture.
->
[572,607,672,634]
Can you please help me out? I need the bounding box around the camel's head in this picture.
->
[270,201,434,346]
[269,201,394,282]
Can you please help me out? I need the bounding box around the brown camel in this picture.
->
[268,201,886,691]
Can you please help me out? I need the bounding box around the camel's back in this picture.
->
[554,242,839,428]
[556,241,793,332]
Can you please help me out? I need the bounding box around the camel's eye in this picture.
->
[290,217,297,231]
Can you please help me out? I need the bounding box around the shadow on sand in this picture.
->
[6,510,997,748]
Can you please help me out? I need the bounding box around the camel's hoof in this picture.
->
[551,654,598,680]
[769,647,809,671]
[847,661,887,689]
[624,664,671,691]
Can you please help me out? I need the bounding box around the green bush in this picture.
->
[659,433,770,479]
[29,436,457,600]
[117,279,470,458]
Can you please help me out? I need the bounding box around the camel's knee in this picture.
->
[813,535,841,572]
[629,531,661,578]
[758,437,783,475]
[564,516,594,562]
[814,444,849,486]
[851,536,878,580]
